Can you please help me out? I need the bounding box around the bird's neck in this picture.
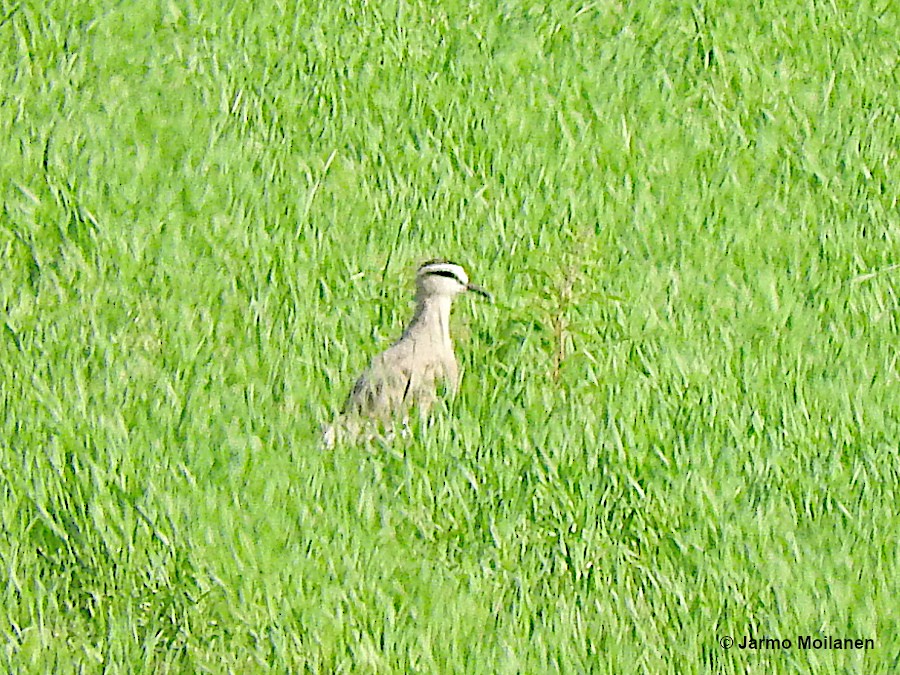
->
[404,294,453,349]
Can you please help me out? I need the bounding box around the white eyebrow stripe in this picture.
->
[418,263,467,284]
[423,268,465,283]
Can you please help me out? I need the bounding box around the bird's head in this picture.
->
[416,259,492,301]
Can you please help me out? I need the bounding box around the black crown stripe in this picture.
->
[423,268,465,283]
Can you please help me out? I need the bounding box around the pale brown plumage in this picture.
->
[323,260,490,446]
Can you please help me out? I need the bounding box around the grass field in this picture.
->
[2,0,899,672]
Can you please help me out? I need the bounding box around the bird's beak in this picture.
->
[467,283,493,301]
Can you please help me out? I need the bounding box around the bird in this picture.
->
[323,259,491,446]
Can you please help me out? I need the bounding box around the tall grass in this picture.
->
[1,0,898,671]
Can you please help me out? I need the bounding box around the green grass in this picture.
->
[2,0,899,671]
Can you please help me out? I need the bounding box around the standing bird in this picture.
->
[323,259,491,446]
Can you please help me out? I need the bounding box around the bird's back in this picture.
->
[343,337,458,420]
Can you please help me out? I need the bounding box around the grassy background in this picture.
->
[2,0,899,671]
